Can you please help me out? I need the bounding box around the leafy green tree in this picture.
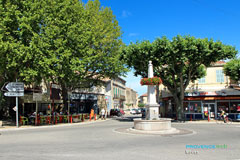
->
[224,58,240,83]
[0,0,127,110]
[122,35,237,119]
[33,0,126,106]
[0,0,44,118]
[0,0,44,84]
[138,103,145,108]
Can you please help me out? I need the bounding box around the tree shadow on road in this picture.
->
[113,115,142,122]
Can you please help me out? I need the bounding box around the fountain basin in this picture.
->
[134,118,172,131]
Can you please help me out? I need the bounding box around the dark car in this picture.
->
[141,108,146,118]
[110,109,125,117]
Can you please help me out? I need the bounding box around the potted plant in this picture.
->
[140,77,162,85]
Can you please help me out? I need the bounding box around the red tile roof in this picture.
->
[140,93,147,97]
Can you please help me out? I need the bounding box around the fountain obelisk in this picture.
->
[146,61,160,120]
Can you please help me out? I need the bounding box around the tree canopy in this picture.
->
[0,0,127,109]
[0,0,126,84]
[122,35,237,119]
[224,58,240,82]
[0,0,43,85]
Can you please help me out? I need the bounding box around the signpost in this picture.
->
[4,92,24,97]
[5,82,24,92]
[2,81,24,128]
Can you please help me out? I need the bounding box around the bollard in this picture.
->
[19,116,22,126]
[47,116,51,124]
[70,115,72,123]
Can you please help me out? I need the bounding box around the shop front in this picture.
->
[70,92,106,114]
[163,96,240,120]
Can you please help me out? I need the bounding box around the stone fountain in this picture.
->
[133,61,177,133]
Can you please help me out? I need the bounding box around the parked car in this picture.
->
[135,108,141,114]
[110,109,125,117]
[130,109,136,114]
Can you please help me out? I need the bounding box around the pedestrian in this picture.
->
[100,108,105,120]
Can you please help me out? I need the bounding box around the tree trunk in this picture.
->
[179,75,184,120]
[177,98,184,120]
[61,83,68,111]
[172,93,184,120]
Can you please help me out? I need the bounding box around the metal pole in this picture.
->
[16,79,19,128]
[16,96,19,128]
[35,100,38,125]
[68,99,70,123]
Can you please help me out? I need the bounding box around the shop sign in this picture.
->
[70,93,82,100]
[185,91,219,96]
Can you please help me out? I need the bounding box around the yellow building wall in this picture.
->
[188,65,230,90]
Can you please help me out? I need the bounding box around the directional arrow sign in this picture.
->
[6,82,24,92]
[4,92,24,97]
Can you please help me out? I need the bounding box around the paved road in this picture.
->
[0,117,240,160]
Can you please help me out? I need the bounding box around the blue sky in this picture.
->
[97,0,240,96]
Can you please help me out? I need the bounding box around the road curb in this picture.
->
[0,119,110,132]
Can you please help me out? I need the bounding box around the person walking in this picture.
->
[100,108,105,120]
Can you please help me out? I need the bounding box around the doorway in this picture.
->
[203,103,215,119]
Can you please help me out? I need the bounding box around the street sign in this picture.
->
[13,106,17,111]
[4,92,24,97]
[5,82,24,92]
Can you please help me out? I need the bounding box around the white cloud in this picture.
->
[122,10,132,18]
[128,33,139,37]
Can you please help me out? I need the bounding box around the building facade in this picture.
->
[139,93,148,105]
[161,61,240,120]
[15,76,131,118]
[125,87,138,109]
[105,77,126,111]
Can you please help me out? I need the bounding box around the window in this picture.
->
[198,77,205,84]
[189,102,202,113]
[216,70,224,83]
[114,87,116,97]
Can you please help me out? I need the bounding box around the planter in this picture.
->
[140,77,162,85]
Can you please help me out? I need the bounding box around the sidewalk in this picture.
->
[0,118,108,132]
[172,119,240,124]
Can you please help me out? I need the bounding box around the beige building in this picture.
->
[105,77,126,111]
[125,87,138,109]
[139,93,148,105]
[161,61,240,120]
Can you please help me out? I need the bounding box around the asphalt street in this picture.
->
[0,117,240,160]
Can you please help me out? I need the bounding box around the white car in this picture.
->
[130,109,137,114]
